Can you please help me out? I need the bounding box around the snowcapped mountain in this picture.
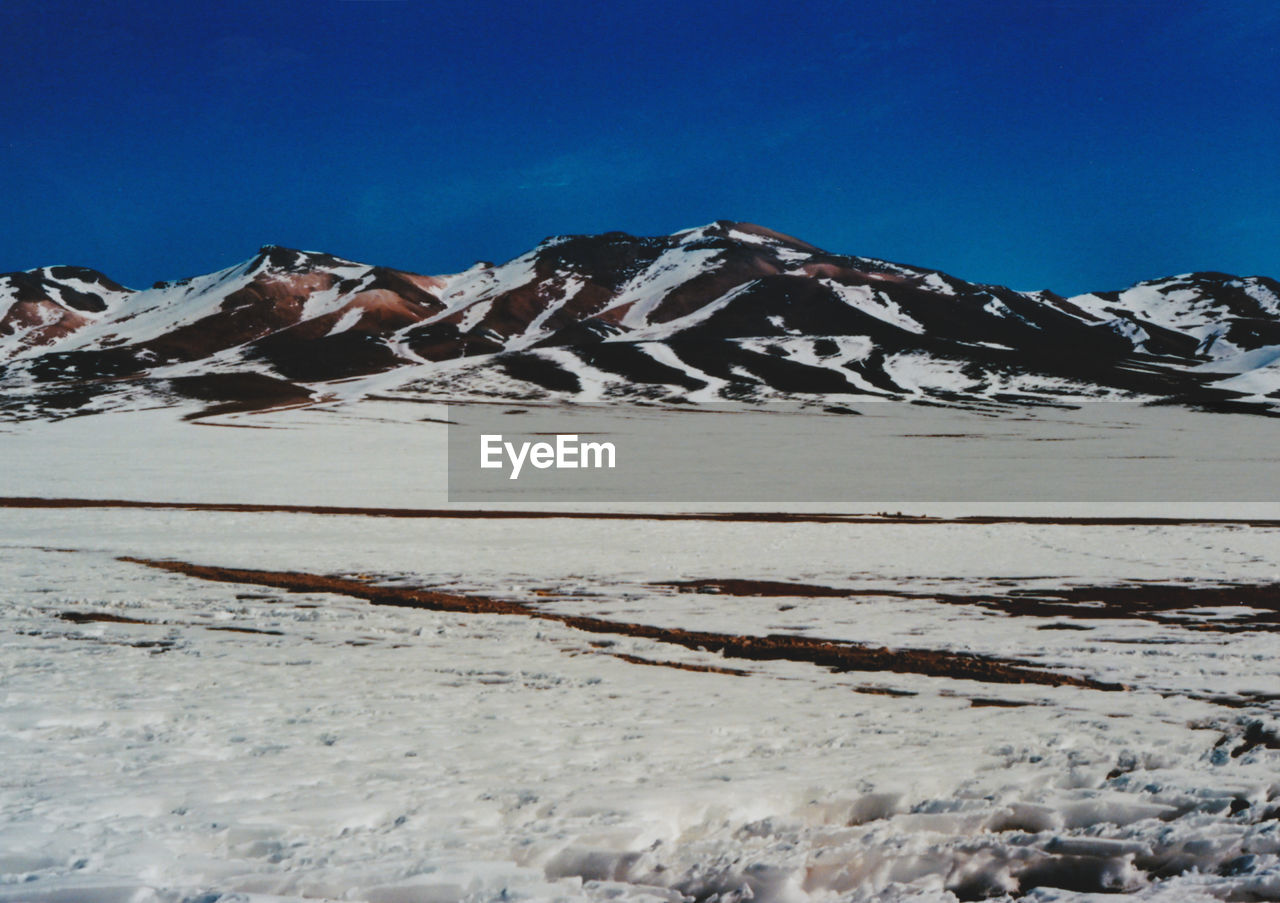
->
[3,221,1280,418]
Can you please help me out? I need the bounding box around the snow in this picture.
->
[617,281,758,342]
[981,293,1038,328]
[602,248,723,329]
[524,348,617,401]
[438,254,538,307]
[723,227,811,258]
[5,250,402,363]
[0,281,17,322]
[1064,285,1264,363]
[822,279,925,334]
[1,440,1278,902]
[735,336,884,395]
[512,274,587,348]
[20,258,263,357]
[1241,278,1280,316]
[920,273,956,296]
[1196,346,1280,400]
[880,351,980,394]
[297,265,376,321]
[0,301,63,358]
[422,253,541,335]
[727,228,777,246]
[774,247,812,264]
[633,342,731,401]
[325,306,366,337]
[41,274,133,315]
[0,270,126,357]
[1193,344,1280,376]
[1104,318,1153,348]
[457,298,494,333]
[848,257,923,278]
[1109,284,1208,330]
[1065,279,1264,361]
[672,223,722,244]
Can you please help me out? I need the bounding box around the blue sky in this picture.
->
[2,0,1277,293]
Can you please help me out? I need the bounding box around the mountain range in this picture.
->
[3,221,1279,419]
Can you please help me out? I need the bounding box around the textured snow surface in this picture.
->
[2,507,1279,903]
[1,409,1279,903]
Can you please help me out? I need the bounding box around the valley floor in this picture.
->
[0,405,1278,903]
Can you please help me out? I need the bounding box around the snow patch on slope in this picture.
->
[1241,278,1280,316]
[0,282,16,323]
[618,281,759,342]
[921,273,957,296]
[0,304,65,359]
[506,275,588,350]
[1196,345,1280,401]
[822,279,925,334]
[605,248,723,329]
[325,307,366,337]
[424,253,540,331]
[295,265,374,321]
[727,227,779,247]
[29,259,260,355]
[634,342,731,401]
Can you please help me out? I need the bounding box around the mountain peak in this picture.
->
[247,245,369,278]
[251,245,313,273]
[673,220,825,253]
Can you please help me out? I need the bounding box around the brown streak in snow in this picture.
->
[3,497,1280,527]
[116,556,1122,690]
[663,578,1280,632]
[597,651,751,676]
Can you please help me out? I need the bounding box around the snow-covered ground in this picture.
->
[1,405,1278,902]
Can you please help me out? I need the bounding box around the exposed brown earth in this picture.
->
[1227,721,1280,757]
[140,272,329,363]
[205,625,286,636]
[662,577,1280,632]
[168,372,316,420]
[5,496,1280,527]
[280,289,440,341]
[663,578,871,597]
[116,556,1122,690]
[56,609,285,637]
[0,299,92,349]
[967,697,1038,708]
[59,610,152,625]
[597,651,752,676]
[851,685,918,698]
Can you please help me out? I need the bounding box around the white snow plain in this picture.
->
[0,405,1278,903]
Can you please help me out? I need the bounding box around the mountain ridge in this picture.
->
[3,221,1280,419]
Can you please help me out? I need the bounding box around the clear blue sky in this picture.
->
[2,0,1277,294]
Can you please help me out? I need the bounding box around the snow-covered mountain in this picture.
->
[4,221,1280,418]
